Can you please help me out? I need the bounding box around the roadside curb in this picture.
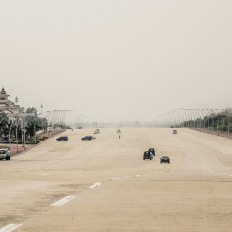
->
[191,128,232,140]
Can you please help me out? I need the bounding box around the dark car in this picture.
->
[81,136,96,141]
[148,148,155,156]
[56,136,68,141]
[160,156,170,163]
[173,130,177,134]
[143,151,152,160]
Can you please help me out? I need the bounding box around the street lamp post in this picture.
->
[15,114,19,155]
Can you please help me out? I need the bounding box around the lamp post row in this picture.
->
[153,108,232,135]
[0,109,70,155]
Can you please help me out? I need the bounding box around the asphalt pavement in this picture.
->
[0,128,232,232]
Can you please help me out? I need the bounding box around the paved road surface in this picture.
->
[0,128,232,232]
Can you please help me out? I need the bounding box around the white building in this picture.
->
[0,87,23,121]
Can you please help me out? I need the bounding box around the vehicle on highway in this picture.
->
[0,148,11,160]
[148,148,155,156]
[81,136,96,141]
[93,129,100,134]
[143,151,153,160]
[56,136,68,141]
[47,127,53,132]
[173,130,177,134]
[160,156,170,163]
[39,136,49,141]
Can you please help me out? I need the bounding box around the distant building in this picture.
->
[0,87,23,121]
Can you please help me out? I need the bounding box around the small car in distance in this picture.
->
[173,130,177,134]
[160,156,170,163]
[93,129,100,134]
[56,136,68,141]
[143,151,152,160]
[81,136,96,141]
[148,148,155,156]
[0,148,11,160]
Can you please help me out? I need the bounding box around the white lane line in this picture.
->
[111,177,120,180]
[51,195,76,206]
[122,176,132,179]
[181,154,188,168]
[0,224,22,232]
[212,154,230,171]
[89,182,102,189]
[219,173,232,177]
[199,154,207,169]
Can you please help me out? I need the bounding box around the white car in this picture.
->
[0,148,11,160]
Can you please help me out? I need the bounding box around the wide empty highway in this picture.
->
[1,128,232,232]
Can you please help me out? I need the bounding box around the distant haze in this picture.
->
[1,0,232,122]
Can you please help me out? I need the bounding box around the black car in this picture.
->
[148,148,155,156]
[143,151,152,160]
[160,156,170,163]
[173,130,177,134]
[81,136,96,141]
[56,136,68,141]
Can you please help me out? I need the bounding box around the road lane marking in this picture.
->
[181,154,188,168]
[0,224,22,232]
[212,154,230,170]
[51,195,76,206]
[219,173,232,177]
[89,182,102,189]
[199,154,207,169]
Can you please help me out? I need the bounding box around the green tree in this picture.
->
[26,107,38,116]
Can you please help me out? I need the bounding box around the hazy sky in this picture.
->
[1,0,232,122]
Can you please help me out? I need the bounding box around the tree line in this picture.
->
[0,107,48,144]
[180,108,232,134]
